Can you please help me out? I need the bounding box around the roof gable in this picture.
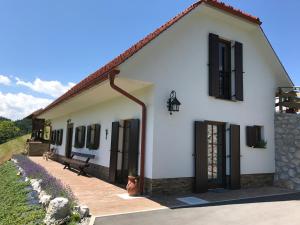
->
[37,1,273,116]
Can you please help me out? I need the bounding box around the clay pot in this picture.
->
[126,176,139,196]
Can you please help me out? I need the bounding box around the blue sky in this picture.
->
[0,0,299,120]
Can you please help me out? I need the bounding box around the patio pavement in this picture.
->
[30,157,166,217]
[30,157,297,218]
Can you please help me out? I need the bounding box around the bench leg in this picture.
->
[63,163,70,169]
[78,167,86,176]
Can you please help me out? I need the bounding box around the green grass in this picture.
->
[0,134,30,164]
[0,161,45,225]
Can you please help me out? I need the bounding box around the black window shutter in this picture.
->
[235,41,244,101]
[58,129,63,145]
[128,119,140,177]
[209,33,220,97]
[253,126,261,145]
[51,130,55,144]
[194,121,208,193]
[54,130,57,145]
[56,130,59,145]
[93,124,101,150]
[246,126,260,147]
[230,124,241,189]
[109,121,120,183]
[80,126,86,148]
[74,128,79,148]
[246,126,253,147]
[60,129,63,145]
[86,125,91,148]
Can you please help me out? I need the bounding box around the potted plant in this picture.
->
[254,140,267,149]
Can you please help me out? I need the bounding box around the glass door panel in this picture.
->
[207,123,225,188]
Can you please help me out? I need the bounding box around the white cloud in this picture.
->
[0,92,52,120]
[16,77,75,98]
[0,75,11,86]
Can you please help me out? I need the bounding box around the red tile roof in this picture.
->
[37,0,261,116]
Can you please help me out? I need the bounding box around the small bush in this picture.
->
[13,155,77,206]
[68,211,81,225]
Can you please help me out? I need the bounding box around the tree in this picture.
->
[15,119,32,135]
[0,117,10,121]
[0,121,21,144]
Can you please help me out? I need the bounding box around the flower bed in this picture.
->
[13,154,76,205]
[11,155,89,224]
[0,161,45,225]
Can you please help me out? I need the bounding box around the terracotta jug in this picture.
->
[126,176,139,196]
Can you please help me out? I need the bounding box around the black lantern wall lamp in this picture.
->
[167,90,181,115]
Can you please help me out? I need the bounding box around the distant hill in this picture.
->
[0,134,30,164]
[0,118,32,144]
[0,116,10,121]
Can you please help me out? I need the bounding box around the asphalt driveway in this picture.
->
[94,192,300,225]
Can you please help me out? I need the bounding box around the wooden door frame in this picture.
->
[65,123,74,158]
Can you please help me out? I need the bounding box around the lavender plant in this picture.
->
[13,155,77,206]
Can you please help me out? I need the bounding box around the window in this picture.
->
[246,126,266,148]
[56,129,63,146]
[218,39,231,99]
[74,126,86,148]
[209,33,243,101]
[86,124,101,150]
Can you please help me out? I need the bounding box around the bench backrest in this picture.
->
[71,151,95,159]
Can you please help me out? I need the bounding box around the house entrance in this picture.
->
[109,119,140,185]
[195,121,241,193]
[65,123,74,158]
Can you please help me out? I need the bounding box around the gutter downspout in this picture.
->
[108,69,147,195]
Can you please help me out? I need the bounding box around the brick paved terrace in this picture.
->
[30,157,297,218]
[29,157,166,217]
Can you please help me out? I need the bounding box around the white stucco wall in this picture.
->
[50,87,154,178]
[48,5,292,180]
[117,6,290,179]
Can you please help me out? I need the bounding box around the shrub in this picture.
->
[13,155,77,206]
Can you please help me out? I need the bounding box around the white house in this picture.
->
[36,0,293,194]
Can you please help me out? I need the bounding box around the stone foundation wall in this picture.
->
[144,174,273,195]
[241,173,274,188]
[144,177,194,195]
[275,113,300,190]
[27,142,49,156]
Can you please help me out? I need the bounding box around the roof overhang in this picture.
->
[38,77,152,119]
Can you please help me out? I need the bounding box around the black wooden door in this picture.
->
[195,121,208,193]
[109,121,120,183]
[65,123,73,158]
[230,124,241,189]
[127,119,140,177]
[120,121,130,183]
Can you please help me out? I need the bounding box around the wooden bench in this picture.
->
[62,152,95,176]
